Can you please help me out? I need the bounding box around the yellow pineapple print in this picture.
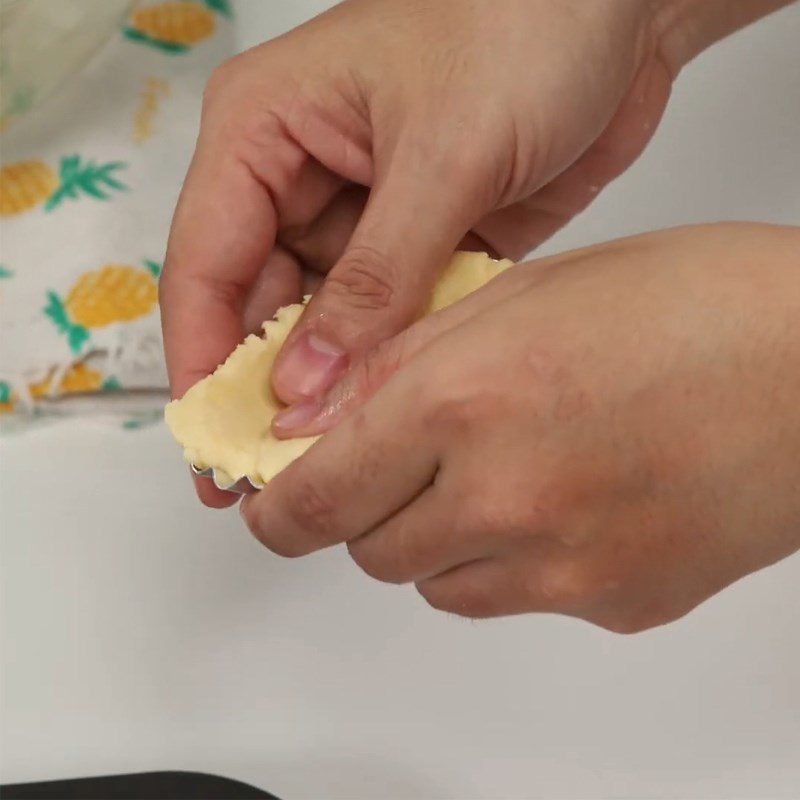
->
[0,87,35,135]
[124,0,231,53]
[134,78,171,143]
[45,261,162,353]
[0,364,120,414]
[0,381,14,414]
[29,363,106,399]
[0,161,58,216]
[0,155,127,217]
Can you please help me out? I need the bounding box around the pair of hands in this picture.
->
[160,0,800,631]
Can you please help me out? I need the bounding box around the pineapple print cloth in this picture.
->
[0,0,235,431]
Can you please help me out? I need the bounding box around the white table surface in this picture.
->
[2,2,799,798]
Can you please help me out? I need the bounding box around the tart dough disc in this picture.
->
[165,251,513,487]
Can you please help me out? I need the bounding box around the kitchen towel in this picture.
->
[0,0,235,431]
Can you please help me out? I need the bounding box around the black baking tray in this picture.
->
[0,771,280,799]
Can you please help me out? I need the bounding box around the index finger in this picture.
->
[160,145,279,507]
[159,71,345,501]
[160,143,277,400]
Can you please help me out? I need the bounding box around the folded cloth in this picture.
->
[0,0,235,432]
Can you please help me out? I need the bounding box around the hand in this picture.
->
[160,0,791,506]
[160,0,688,506]
[241,223,800,633]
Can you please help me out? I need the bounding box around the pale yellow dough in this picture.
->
[164,251,513,487]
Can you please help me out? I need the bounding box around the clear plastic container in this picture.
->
[0,0,133,123]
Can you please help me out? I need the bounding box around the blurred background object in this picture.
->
[0,0,234,431]
[0,0,133,127]
[0,770,281,798]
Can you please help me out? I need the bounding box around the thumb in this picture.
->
[271,138,489,404]
[271,307,444,439]
[272,252,531,439]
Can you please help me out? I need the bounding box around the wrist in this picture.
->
[652,0,794,73]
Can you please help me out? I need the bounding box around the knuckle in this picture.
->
[355,336,407,394]
[537,561,598,607]
[202,54,274,150]
[346,417,393,487]
[241,499,307,558]
[326,246,397,312]
[346,538,378,577]
[282,478,339,542]
[391,523,435,584]
[423,128,489,188]
[279,219,313,252]
[422,376,513,440]
[416,580,456,614]
[347,538,401,584]
[416,578,499,619]
[347,537,390,582]
[424,391,483,438]
[347,521,427,585]
[456,480,541,541]
[203,57,245,108]
[594,605,675,636]
[263,535,308,560]
[599,615,654,636]
[458,492,512,538]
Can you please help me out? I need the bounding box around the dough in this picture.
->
[165,251,513,487]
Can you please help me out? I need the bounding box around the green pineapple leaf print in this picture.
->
[44,291,89,354]
[204,0,233,18]
[122,417,145,430]
[0,265,13,278]
[122,410,164,430]
[0,85,34,130]
[143,259,162,279]
[123,27,189,54]
[0,380,12,405]
[44,156,128,212]
[102,376,122,392]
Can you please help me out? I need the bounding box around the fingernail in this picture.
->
[279,332,348,399]
[273,398,322,433]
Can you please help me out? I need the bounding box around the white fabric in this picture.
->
[0,0,235,430]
